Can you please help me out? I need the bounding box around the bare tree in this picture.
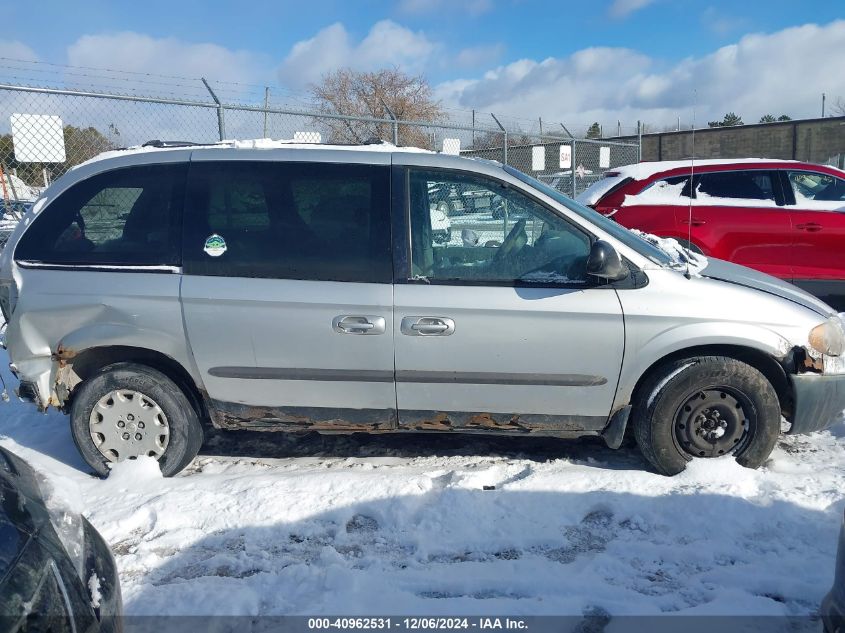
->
[309,67,445,147]
[832,98,845,117]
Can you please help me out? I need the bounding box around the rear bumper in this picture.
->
[788,373,845,434]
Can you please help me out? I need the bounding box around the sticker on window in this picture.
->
[203,234,227,257]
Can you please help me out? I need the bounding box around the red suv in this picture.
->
[576,159,845,309]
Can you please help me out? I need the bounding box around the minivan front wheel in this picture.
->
[70,363,203,477]
[632,356,780,476]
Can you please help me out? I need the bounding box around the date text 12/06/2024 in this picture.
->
[307,618,529,630]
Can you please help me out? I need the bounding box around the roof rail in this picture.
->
[141,140,221,149]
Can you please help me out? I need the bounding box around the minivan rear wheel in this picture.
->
[632,356,780,476]
[70,363,203,477]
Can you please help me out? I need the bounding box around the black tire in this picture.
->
[632,356,780,476]
[70,362,203,477]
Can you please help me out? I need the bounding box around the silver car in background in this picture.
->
[1,140,844,477]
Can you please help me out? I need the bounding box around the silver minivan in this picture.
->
[2,141,844,477]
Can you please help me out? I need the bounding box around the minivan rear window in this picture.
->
[182,161,392,283]
[15,164,186,267]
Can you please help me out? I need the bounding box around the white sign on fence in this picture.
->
[10,114,66,163]
[531,146,545,171]
[599,146,611,169]
[559,145,572,169]
[442,138,461,155]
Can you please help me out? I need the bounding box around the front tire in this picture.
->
[632,356,780,476]
[70,363,203,477]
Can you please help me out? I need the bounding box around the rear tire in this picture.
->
[632,356,780,476]
[70,363,203,477]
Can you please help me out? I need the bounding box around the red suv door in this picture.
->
[681,169,793,280]
[782,168,845,308]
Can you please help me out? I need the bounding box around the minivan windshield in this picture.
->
[504,166,673,266]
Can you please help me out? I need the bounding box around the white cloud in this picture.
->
[608,0,657,19]
[277,20,437,89]
[398,0,492,16]
[436,21,845,132]
[67,32,269,87]
[0,41,39,61]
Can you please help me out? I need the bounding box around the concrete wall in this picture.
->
[611,116,845,167]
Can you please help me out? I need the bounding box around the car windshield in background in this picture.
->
[503,166,673,266]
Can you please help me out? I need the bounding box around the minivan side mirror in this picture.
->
[586,240,629,281]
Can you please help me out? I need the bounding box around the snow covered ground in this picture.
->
[0,349,843,623]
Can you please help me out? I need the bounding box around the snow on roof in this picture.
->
[609,158,818,181]
[575,157,845,206]
[77,138,435,170]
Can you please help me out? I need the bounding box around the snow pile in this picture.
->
[0,346,843,618]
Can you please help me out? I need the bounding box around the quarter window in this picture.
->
[183,161,392,282]
[408,169,592,285]
[15,164,185,266]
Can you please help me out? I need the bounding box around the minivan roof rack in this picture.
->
[141,140,220,148]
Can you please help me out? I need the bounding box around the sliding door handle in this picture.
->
[401,316,455,337]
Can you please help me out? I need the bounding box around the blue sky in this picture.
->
[4,0,845,131]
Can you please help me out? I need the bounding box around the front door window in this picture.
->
[408,170,592,285]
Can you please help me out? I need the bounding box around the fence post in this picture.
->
[263,87,270,138]
[571,139,577,199]
[381,100,399,145]
[490,113,507,165]
[637,120,642,162]
[202,77,226,141]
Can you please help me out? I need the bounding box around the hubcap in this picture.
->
[673,388,751,458]
[88,390,170,462]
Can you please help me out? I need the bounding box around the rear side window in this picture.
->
[695,170,775,202]
[16,164,186,266]
[183,161,391,282]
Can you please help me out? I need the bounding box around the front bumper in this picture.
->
[789,372,845,434]
[822,512,845,633]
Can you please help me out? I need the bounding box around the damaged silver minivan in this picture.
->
[2,140,844,477]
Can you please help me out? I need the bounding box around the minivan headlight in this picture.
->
[809,317,845,357]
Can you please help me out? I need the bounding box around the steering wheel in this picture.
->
[492,218,527,263]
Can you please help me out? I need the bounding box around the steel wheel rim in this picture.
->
[88,389,170,462]
[673,387,754,458]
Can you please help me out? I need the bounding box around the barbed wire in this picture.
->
[0,58,647,139]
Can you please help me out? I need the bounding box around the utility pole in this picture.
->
[822,93,826,117]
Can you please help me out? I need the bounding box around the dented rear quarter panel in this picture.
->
[5,268,200,408]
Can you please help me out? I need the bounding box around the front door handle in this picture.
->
[401,316,455,337]
[681,218,706,226]
[796,222,822,232]
[333,315,386,335]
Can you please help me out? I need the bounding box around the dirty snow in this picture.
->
[0,348,843,622]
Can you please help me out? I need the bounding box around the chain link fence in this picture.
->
[0,81,640,249]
